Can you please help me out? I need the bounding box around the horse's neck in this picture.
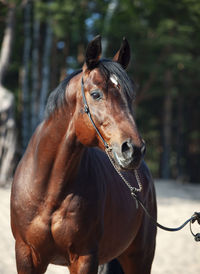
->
[32,115,84,204]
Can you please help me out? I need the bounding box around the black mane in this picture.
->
[45,69,82,118]
[45,60,135,119]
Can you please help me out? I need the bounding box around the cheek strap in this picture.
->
[81,77,109,149]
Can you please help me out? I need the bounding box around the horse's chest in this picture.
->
[98,190,141,263]
[51,193,103,252]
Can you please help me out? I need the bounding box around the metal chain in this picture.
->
[105,147,143,194]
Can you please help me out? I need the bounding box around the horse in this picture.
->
[11,35,157,274]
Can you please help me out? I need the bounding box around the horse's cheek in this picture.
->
[75,115,96,146]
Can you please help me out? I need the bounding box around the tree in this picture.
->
[21,0,31,150]
[100,0,200,181]
[0,0,199,184]
[0,2,16,186]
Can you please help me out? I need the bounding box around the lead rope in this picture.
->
[105,146,200,241]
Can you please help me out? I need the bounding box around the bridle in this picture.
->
[81,76,200,241]
[81,77,109,149]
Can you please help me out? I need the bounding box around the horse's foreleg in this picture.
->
[117,221,156,274]
[98,259,124,274]
[15,239,47,274]
[15,240,35,274]
[69,252,98,274]
[118,250,154,274]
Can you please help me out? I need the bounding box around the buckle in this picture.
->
[84,105,89,114]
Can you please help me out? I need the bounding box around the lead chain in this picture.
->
[105,147,143,196]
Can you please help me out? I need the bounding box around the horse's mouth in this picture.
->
[113,151,141,171]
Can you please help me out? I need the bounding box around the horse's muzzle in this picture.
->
[112,139,146,170]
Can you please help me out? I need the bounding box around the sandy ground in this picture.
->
[0,180,199,274]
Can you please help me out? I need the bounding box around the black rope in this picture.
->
[131,192,200,241]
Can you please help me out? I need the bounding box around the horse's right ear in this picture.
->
[85,35,102,70]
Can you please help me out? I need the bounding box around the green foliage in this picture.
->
[1,0,199,181]
[101,0,200,180]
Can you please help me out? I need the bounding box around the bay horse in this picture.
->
[11,35,157,274]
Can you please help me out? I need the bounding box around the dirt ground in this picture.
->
[0,180,199,274]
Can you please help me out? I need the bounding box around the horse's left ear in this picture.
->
[85,35,102,70]
[113,37,130,69]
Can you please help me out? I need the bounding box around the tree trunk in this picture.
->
[38,22,53,122]
[102,0,118,56]
[0,5,16,84]
[161,69,173,179]
[50,38,58,90]
[0,87,16,186]
[0,4,16,186]
[21,0,32,150]
[176,96,184,179]
[31,6,40,133]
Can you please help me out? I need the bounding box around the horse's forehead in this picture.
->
[85,69,106,90]
[89,69,119,88]
[89,68,105,83]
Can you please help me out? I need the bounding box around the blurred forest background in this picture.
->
[0,0,200,186]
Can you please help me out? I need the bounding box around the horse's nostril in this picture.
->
[122,142,130,153]
[121,141,133,158]
[121,141,145,161]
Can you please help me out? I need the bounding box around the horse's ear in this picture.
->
[85,35,102,70]
[113,37,130,69]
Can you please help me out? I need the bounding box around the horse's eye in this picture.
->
[90,90,102,101]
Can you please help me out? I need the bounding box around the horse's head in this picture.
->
[75,35,145,170]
